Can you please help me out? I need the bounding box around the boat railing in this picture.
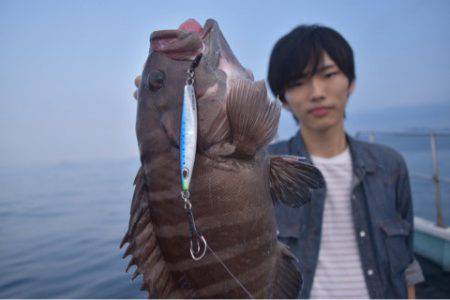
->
[355,131,450,228]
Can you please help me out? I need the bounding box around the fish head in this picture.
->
[137,19,256,157]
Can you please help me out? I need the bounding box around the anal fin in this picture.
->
[273,242,302,299]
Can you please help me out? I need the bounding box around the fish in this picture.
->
[120,18,324,298]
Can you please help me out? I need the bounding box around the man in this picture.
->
[132,24,423,298]
[267,24,423,298]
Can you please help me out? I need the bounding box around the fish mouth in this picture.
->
[150,19,254,151]
[202,19,254,81]
[149,19,207,61]
[150,18,253,81]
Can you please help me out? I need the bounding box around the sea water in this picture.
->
[0,160,146,298]
[0,135,448,298]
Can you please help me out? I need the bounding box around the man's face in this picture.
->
[284,52,354,132]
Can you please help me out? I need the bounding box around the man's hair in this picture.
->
[268,24,355,103]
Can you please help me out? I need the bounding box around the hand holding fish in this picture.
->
[133,75,141,100]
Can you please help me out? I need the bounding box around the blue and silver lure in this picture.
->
[179,63,207,261]
[180,70,197,194]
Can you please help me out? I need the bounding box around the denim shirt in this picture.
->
[268,131,424,299]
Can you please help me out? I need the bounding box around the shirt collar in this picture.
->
[289,130,377,178]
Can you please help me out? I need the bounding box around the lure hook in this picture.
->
[190,235,207,261]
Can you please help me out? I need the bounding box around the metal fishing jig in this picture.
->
[179,54,207,261]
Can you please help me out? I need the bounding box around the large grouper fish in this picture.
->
[120,18,324,298]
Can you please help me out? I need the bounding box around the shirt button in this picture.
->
[352,194,357,200]
[367,269,374,276]
[360,230,366,238]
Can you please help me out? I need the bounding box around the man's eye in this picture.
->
[324,72,338,78]
[288,80,306,88]
[146,69,165,91]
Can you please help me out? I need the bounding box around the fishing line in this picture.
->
[179,54,254,298]
[206,244,255,299]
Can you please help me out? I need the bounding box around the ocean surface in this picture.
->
[0,159,146,298]
[0,133,449,298]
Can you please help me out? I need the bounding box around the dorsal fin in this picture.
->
[269,155,325,207]
[226,79,280,157]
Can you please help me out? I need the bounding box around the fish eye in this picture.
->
[146,69,165,91]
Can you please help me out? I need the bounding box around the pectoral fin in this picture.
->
[269,155,324,207]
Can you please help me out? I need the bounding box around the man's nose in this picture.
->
[310,77,325,102]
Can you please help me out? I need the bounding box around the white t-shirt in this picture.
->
[310,148,369,299]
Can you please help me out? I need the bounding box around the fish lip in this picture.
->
[201,19,217,39]
[200,19,219,67]
[150,29,184,41]
[201,19,215,39]
[148,19,212,53]
[150,29,196,54]
[149,19,244,75]
[201,19,253,81]
[150,19,204,43]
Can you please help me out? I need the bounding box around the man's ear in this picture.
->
[282,102,292,112]
[348,79,356,96]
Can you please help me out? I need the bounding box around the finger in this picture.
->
[135,75,142,88]
[133,90,138,100]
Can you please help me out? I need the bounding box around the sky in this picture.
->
[0,0,449,166]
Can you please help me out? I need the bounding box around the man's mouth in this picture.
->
[309,106,331,117]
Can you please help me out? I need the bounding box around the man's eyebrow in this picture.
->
[295,64,337,81]
[317,64,336,72]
